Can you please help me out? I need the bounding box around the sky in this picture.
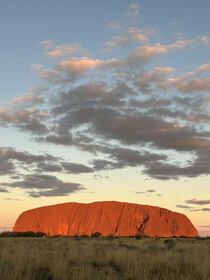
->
[0,0,210,236]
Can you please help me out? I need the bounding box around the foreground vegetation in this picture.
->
[0,235,210,280]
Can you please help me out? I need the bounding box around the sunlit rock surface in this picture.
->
[13,201,198,237]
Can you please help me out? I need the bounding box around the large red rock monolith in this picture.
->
[12,201,198,237]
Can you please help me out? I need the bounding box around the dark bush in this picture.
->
[80,234,89,238]
[73,234,80,241]
[135,234,142,240]
[91,232,101,238]
[51,234,61,238]
[106,234,115,240]
[0,231,47,238]
[164,239,176,249]
[0,231,13,237]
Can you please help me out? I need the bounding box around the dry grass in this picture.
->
[0,237,210,280]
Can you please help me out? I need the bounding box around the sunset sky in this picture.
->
[0,0,210,236]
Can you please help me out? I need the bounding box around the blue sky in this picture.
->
[1,0,210,99]
[0,0,210,236]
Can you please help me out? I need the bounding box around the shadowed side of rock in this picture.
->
[12,201,198,237]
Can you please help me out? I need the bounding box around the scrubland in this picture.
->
[0,236,210,280]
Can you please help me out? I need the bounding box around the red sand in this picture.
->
[13,201,198,237]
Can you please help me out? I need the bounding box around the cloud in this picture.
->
[31,74,209,181]
[126,3,140,17]
[135,191,145,194]
[0,146,97,180]
[199,225,210,228]
[0,153,15,175]
[43,43,170,83]
[40,39,54,49]
[176,204,193,209]
[0,188,9,193]
[175,77,210,93]
[128,27,148,42]
[0,146,61,174]
[57,57,101,74]
[3,174,85,198]
[106,36,130,48]
[197,35,209,46]
[0,108,49,134]
[40,39,86,59]
[167,39,190,49]
[199,208,210,212]
[0,226,12,232]
[35,41,175,86]
[197,63,210,73]
[0,6,209,184]
[143,151,210,180]
[4,198,21,201]
[126,43,168,64]
[45,43,86,59]
[107,21,121,30]
[30,64,44,71]
[12,93,43,106]
[140,65,174,90]
[61,162,93,174]
[40,69,61,82]
[90,147,166,171]
[105,28,148,49]
[186,199,210,205]
[135,189,158,195]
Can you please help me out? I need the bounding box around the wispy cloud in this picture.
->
[176,204,194,209]
[186,199,210,205]
[107,21,121,30]
[46,43,86,59]
[39,39,54,49]
[0,226,12,232]
[125,3,140,17]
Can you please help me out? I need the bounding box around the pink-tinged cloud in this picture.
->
[106,36,130,48]
[12,94,43,105]
[30,64,43,71]
[46,49,63,59]
[141,66,174,82]
[0,109,50,122]
[39,39,54,49]
[176,77,210,92]
[167,39,190,49]
[57,57,101,74]
[127,43,168,63]
[197,63,210,73]
[45,43,85,59]
[197,35,209,46]
[128,27,148,42]
[38,42,173,84]
[41,69,60,81]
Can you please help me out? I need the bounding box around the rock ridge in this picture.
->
[12,201,198,237]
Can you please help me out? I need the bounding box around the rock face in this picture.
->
[13,201,198,237]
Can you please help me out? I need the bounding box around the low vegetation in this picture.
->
[0,234,210,280]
